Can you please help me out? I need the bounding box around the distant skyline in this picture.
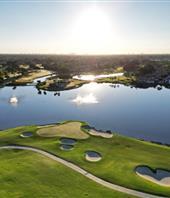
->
[0,1,170,54]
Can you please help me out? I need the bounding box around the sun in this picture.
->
[70,6,114,54]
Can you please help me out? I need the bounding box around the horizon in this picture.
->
[0,1,170,54]
[0,52,170,56]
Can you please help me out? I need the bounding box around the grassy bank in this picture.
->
[13,69,52,85]
[0,121,170,197]
[37,78,87,91]
[96,75,136,86]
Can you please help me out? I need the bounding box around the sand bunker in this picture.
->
[59,138,76,151]
[88,129,113,138]
[60,138,77,145]
[20,132,33,138]
[85,151,102,162]
[60,144,74,151]
[136,166,170,187]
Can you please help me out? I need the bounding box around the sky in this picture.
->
[0,1,170,54]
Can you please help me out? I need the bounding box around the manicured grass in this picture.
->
[0,150,133,198]
[0,121,170,197]
[37,121,89,139]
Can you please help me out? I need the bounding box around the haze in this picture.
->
[0,1,170,54]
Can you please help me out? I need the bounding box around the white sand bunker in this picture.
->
[60,144,74,151]
[88,129,113,138]
[85,151,102,162]
[20,132,33,138]
[136,166,170,187]
[60,138,77,145]
[59,138,76,151]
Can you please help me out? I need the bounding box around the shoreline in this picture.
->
[1,70,170,91]
[0,120,170,148]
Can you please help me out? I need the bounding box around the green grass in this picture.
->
[0,150,133,198]
[96,75,136,85]
[0,121,170,197]
[37,78,87,91]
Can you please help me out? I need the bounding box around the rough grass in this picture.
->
[37,78,87,91]
[37,121,89,139]
[15,69,51,84]
[96,75,136,85]
[0,150,134,198]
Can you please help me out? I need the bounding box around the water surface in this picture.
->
[0,82,170,144]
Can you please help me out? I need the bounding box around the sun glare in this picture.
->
[73,75,95,81]
[72,93,98,105]
[70,6,114,54]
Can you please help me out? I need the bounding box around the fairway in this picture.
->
[37,121,89,139]
[0,121,170,197]
[0,150,133,198]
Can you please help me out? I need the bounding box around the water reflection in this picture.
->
[74,75,95,81]
[0,93,24,107]
[72,93,98,105]
[83,82,100,91]
[9,96,18,103]
[9,96,18,107]
[73,73,123,81]
[0,83,170,144]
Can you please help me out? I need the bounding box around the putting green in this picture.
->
[37,121,89,139]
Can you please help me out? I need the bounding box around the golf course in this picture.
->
[0,121,170,197]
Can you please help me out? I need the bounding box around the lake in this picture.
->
[0,82,170,144]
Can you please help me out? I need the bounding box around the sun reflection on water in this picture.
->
[9,96,18,107]
[73,75,95,81]
[83,82,99,91]
[73,73,123,81]
[72,93,98,105]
